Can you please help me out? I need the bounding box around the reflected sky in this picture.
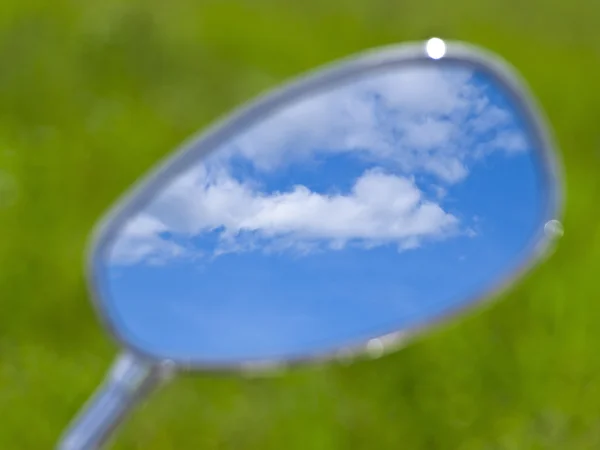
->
[100,62,545,363]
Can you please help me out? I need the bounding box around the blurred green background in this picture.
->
[1,0,599,448]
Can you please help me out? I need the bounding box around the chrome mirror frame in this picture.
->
[58,39,565,450]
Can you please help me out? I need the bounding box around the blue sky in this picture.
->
[100,63,545,363]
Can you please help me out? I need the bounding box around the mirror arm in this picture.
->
[56,351,175,450]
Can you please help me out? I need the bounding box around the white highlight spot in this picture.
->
[544,219,564,239]
[366,338,385,359]
[426,38,446,60]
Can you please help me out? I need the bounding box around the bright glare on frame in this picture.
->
[426,38,447,59]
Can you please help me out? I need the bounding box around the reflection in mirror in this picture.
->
[99,62,548,364]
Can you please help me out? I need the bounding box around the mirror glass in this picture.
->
[96,61,551,364]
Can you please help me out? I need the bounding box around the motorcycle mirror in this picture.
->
[57,39,564,450]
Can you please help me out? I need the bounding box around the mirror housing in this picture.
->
[90,39,564,369]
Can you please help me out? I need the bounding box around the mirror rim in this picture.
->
[87,39,565,373]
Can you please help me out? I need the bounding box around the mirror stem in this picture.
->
[57,352,175,450]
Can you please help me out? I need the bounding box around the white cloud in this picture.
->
[213,64,525,183]
[108,64,528,266]
[110,169,458,265]
[109,215,186,265]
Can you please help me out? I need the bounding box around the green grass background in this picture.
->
[1,0,600,448]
